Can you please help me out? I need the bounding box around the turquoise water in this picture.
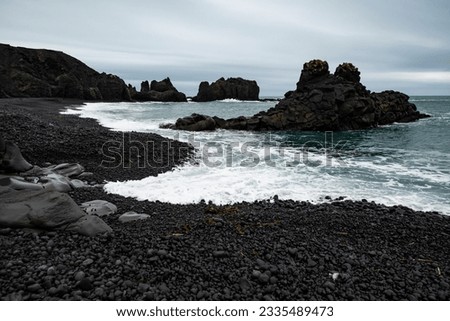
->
[63,96,450,215]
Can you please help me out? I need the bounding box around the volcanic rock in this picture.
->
[0,43,131,100]
[118,211,151,223]
[0,139,33,173]
[169,60,429,131]
[80,200,118,217]
[131,77,187,102]
[173,113,218,131]
[0,188,111,236]
[193,77,260,102]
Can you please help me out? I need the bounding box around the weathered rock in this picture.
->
[0,189,111,236]
[174,114,218,131]
[140,80,150,93]
[0,43,131,101]
[81,200,117,217]
[0,140,33,173]
[169,60,429,131]
[335,62,361,83]
[0,176,43,190]
[118,211,151,223]
[0,144,81,192]
[70,179,87,189]
[151,78,175,92]
[49,163,85,178]
[371,90,426,124]
[193,77,260,102]
[297,59,330,85]
[39,173,73,192]
[66,215,112,236]
[131,77,187,102]
[0,173,73,192]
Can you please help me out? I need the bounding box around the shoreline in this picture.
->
[1,98,449,300]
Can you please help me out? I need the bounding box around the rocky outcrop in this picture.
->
[1,138,90,192]
[0,187,112,236]
[162,113,217,131]
[0,43,131,101]
[193,77,259,102]
[0,138,33,173]
[0,139,111,236]
[130,77,187,102]
[166,60,429,131]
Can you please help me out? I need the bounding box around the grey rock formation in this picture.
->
[166,60,429,131]
[131,77,187,102]
[0,139,33,173]
[193,77,260,102]
[0,188,112,236]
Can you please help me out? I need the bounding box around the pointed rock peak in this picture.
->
[298,59,330,84]
[150,78,175,92]
[335,62,361,83]
[140,80,150,93]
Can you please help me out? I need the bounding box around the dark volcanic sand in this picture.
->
[0,98,449,301]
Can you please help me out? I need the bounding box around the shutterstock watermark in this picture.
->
[100,132,350,169]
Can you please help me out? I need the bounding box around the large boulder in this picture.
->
[0,43,131,101]
[0,188,112,236]
[131,77,187,102]
[0,139,33,173]
[80,200,118,217]
[193,77,260,102]
[173,114,218,131]
[167,60,429,131]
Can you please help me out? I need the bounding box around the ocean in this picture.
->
[63,96,450,215]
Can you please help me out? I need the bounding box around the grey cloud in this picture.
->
[1,0,449,95]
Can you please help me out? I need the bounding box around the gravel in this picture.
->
[0,98,449,301]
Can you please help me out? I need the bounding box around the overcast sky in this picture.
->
[1,0,449,96]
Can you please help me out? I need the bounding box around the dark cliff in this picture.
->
[0,43,130,101]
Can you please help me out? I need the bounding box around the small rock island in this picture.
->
[165,60,430,131]
[192,77,260,102]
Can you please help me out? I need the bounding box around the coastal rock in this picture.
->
[193,77,260,102]
[0,43,130,101]
[81,200,117,217]
[0,142,87,192]
[0,139,33,173]
[48,163,85,178]
[141,80,150,93]
[0,188,111,236]
[173,114,218,131]
[38,173,73,192]
[132,77,187,102]
[118,211,151,223]
[0,176,44,190]
[65,215,112,236]
[169,60,429,131]
[0,174,73,192]
[151,78,175,92]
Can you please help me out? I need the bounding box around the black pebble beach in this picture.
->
[1,98,449,301]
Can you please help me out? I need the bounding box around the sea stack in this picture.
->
[129,77,187,102]
[193,77,260,102]
[167,59,430,131]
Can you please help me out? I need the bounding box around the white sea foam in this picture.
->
[63,101,450,215]
[218,98,261,103]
